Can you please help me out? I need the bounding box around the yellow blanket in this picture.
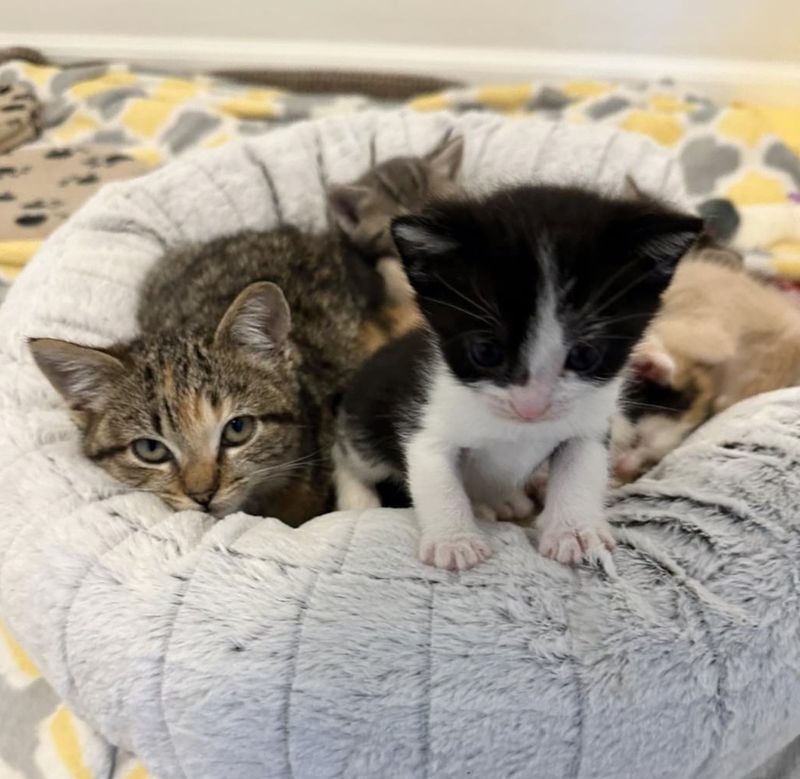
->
[1,62,799,280]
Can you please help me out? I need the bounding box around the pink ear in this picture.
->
[631,342,676,385]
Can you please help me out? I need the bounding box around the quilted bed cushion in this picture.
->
[1,110,799,779]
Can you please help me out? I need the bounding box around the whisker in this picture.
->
[432,272,502,328]
[589,268,658,320]
[420,295,496,324]
[620,400,687,414]
[440,327,497,348]
[576,257,641,319]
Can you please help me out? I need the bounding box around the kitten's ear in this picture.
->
[215,282,291,358]
[29,338,125,412]
[426,134,464,181]
[622,174,646,201]
[631,336,676,385]
[391,215,459,284]
[327,184,372,236]
[629,212,704,275]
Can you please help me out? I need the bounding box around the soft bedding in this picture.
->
[1,57,800,280]
[1,109,800,779]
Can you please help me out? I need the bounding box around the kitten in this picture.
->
[334,185,702,569]
[612,254,800,481]
[31,231,365,525]
[28,142,463,525]
[328,133,463,350]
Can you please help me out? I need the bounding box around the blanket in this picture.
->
[1,58,800,280]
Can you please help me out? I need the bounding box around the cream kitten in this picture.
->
[613,253,800,481]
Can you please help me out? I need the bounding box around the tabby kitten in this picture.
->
[335,185,702,569]
[29,141,463,525]
[328,133,463,349]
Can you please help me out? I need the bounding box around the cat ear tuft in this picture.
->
[29,338,125,412]
[391,216,459,286]
[426,134,464,181]
[392,216,458,259]
[633,213,704,274]
[622,174,647,201]
[327,184,371,235]
[215,282,291,358]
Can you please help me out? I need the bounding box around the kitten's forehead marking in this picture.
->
[524,239,564,378]
[175,391,229,456]
[526,288,564,379]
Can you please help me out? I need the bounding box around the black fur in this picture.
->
[392,185,703,388]
[340,328,432,473]
[622,375,697,422]
[338,184,702,486]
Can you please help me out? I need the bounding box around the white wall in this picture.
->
[2,0,799,101]
[4,0,799,61]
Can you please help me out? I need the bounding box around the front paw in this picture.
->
[537,517,616,566]
[420,532,492,571]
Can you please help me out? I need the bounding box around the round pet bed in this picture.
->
[1,111,799,779]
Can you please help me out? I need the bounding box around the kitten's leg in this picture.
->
[537,437,616,565]
[332,443,382,511]
[407,434,492,571]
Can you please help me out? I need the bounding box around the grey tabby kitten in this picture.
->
[328,133,463,349]
[29,137,464,525]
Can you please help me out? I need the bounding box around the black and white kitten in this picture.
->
[333,184,703,570]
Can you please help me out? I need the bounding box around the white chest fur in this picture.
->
[418,367,618,504]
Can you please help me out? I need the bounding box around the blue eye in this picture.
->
[565,343,602,374]
[222,415,256,446]
[132,438,171,464]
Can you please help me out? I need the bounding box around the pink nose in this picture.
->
[508,390,550,421]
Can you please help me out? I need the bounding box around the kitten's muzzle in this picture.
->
[189,489,216,510]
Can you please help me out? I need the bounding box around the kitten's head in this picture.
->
[328,134,463,301]
[30,282,306,516]
[391,185,703,423]
[611,336,714,482]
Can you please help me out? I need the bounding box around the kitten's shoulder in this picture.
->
[340,327,433,469]
[342,329,433,419]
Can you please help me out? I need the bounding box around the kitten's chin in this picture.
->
[208,493,250,518]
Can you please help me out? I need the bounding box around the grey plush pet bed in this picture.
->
[1,110,799,779]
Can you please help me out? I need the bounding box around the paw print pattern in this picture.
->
[0,82,42,154]
[0,143,151,240]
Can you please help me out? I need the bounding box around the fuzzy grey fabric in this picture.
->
[1,110,798,779]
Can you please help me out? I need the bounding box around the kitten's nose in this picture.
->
[508,385,551,421]
[189,490,215,509]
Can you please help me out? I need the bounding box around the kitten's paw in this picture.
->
[477,492,535,522]
[473,503,498,523]
[538,520,616,566]
[335,481,382,512]
[420,533,492,571]
[497,491,535,521]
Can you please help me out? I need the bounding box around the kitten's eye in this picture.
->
[222,415,256,447]
[132,438,172,464]
[468,338,505,369]
[565,343,602,374]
